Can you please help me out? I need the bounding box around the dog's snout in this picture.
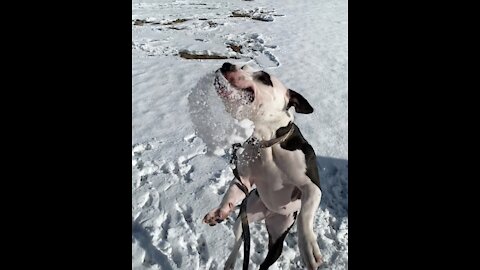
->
[220,62,236,73]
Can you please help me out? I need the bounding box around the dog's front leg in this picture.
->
[297,182,323,270]
[203,178,252,226]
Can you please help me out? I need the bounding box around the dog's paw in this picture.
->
[203,203,233,226]
[298,231,323,270]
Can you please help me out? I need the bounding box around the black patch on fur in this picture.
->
[287,89,314,114]
[260,212,297,270]
[220,62,235,73]
[255,71,273,87]
[276,123,321,189]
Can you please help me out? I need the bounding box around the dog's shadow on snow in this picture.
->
[316,156,348,221]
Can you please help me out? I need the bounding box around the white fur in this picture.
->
[206,64,323,269]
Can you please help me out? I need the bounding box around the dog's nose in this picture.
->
[220,62,236,73]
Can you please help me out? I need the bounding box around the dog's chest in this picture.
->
[237,143,307,212]
[239,144,306,176]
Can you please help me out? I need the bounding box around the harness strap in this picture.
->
[245,122,294,148]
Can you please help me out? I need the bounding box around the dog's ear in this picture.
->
[287,89,314,114]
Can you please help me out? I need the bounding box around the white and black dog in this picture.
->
[203,63,323,270]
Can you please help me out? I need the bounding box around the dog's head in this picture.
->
[214,62,313,127]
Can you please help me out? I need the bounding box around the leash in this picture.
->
[230,123,294,270]
[239,187,250,270]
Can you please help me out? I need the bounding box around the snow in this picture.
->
[132,0,347,269]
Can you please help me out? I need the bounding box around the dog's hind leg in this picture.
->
[259,212,297,270]
[224,190,270,270]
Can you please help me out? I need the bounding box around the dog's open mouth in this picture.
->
[242,87,254,103]
[214,73,255,104]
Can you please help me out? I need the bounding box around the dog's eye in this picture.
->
[241,65,246,70]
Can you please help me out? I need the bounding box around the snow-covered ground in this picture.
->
[132,0,347,269]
